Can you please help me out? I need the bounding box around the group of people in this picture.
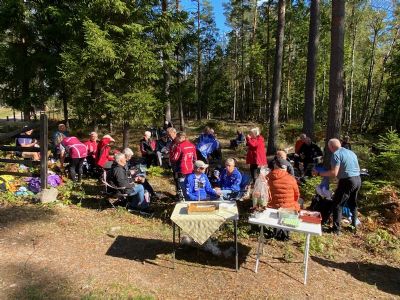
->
[22,121,360,234]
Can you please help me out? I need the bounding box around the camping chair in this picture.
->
[100,169,128,209]
[177,177,188,202]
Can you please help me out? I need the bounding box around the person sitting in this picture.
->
[230,130,245,149]
[215,158,242,200]
[140,131,157,168]
[293,133,307,169]
[84,131,98,173]
[123,148,157,199]
[108,153,151,214]
[60,136,88,182]
[341,135,352,150]
[298,137,323,176]
[52,124,69,159]
[17,127,40,161]
[268,150,295,176]
[268,158,300,211]
[156,133,171,167]
[96,135,116,170]
[185,160,221,201]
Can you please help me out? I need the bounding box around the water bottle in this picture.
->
[144,190,150,203]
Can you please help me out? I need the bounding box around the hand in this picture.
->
[215,189,222,196]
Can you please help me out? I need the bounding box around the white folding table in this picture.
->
[249,208,322,284]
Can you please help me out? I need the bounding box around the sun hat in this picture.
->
[102,134,115,142]
[194,160,209,169]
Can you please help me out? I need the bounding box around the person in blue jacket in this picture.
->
[217,158,242,200]
[185,160,221,201]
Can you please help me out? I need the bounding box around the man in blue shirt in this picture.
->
[314,138,361,234]
[217,158,242,200]
[185,160,221,201]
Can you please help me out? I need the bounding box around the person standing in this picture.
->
[140,131,157,168]
[246,127,267,183]
[314,138,361,234]
[171,132,197,177]
[60,136,87,182]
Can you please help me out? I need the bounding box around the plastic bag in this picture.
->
[252,168,270,208]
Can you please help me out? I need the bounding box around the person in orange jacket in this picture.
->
[268,158,300,211]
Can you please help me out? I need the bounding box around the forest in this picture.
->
[0,0,399,150]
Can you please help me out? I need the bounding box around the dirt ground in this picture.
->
[1,197,399,299]
[0,121,399,299]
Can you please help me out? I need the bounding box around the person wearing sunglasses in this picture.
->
[185,160,221,201]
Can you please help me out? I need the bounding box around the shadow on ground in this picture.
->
[313,256,400,296]
[0,204,56,228]
[106,235,252,271]
[3,262,72,299]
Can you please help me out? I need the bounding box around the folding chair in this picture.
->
[100,169,129,209]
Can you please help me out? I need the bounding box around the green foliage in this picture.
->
[57,181,87,205]
[146,166,171,177]
[299,176,322,203]
[368,130,400,187]
[365,229,400,255]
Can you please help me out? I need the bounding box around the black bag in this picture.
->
[309,194,333,225]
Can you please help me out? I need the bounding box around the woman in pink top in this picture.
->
[60,136,87,182]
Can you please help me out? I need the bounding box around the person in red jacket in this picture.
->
[246,127,267,183]
[84,132,98,171]
[60,136,87,182]
[95,135,116,169]
[268,158,300,211]
[171,131,197,176]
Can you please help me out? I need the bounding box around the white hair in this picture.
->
[144,131,152,138]
[114,152,125,163]
[250,127,260,136]
[225,158,235,166]
[123,148,134,158]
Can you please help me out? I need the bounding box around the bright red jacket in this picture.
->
[95,138,114,168]
[171,140,197,175]
[169,139,179,163]
[61,137,87,159]
[84,140,98,159]
[246,135,267,165]
[268,169,300,211]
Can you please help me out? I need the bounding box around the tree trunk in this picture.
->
[303,0,320,139]
[365,27,399,130]
[264,0,272,121]
[360,24,380,132]
[347,3,357,132]
[61,87,69,128]
[196,0,202,120]
[267,0,285,155]
[162,0,171,122]
[122,121,130,150]
[324,0,345,167]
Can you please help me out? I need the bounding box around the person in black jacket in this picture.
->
[298,137,323,176]
[108,153,150,212]
[140,131,157,167]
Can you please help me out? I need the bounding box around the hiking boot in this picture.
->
[139,207,154,217]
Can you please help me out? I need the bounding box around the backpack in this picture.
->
[309,194,332,224]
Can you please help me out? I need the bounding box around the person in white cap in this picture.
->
[95,134,116,169]
[184,160,221,201]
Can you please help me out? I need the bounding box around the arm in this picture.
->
[114,167,134,189]
[204,175,218,197]
[171,144,181,163]
[185,175,197,201]
[246,136,259,148]
[318,166,339,178]
[233,172,242,192]
[293,179,300,202]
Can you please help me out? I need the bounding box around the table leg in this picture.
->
[303,233,311,284]
[172,223,176,269]
[234,219,238,271]
[255,226,264,273]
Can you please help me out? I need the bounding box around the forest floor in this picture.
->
[0,120,399,299]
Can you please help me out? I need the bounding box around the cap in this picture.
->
[103,134,115,142]
[275,158,288,170]
[194,160,209,169]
